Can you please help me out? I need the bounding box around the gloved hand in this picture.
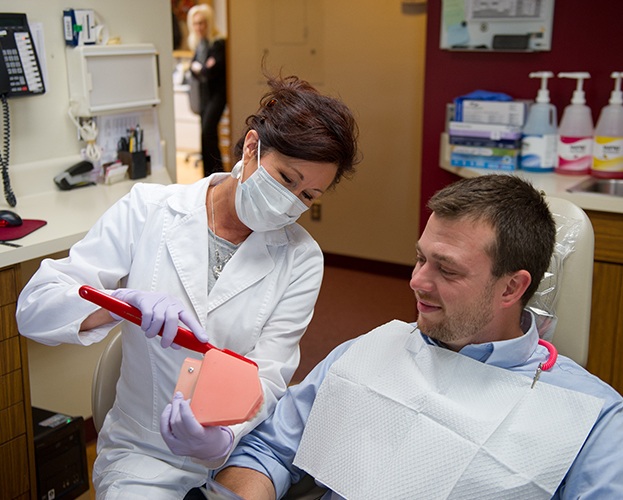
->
[111,289,208,349]
[160,392,234,462]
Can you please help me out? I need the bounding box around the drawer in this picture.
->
[0,302,18,341]
[587,211,623,264]
[0,369,23,409]
[0,268,17,306]
[0,337,22,376]
[0,402,26,444]
[0,434,30,498]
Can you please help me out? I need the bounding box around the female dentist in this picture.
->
[16,74,359,499]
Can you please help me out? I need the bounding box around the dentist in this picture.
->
[16,74,359,499]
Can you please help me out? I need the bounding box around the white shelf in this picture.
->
[440,133,623,215]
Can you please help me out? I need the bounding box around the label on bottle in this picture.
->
[557,136,593,173]
[520,134,557,171]
[592,136,623,172]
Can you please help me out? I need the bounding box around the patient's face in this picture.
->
[410,214,504,350]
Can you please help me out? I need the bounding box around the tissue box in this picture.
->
[449,135,522,150]
[449,121,522,141]
[454,100,528,127]
[450,144,519,171]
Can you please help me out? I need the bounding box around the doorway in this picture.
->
[172,0,231,183]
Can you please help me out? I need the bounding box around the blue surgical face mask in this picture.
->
[232,141,308,232]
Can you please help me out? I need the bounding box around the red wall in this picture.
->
[420,1,623,231]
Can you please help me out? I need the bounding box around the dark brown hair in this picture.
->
[427,175,556,306]
[234,74,360,187]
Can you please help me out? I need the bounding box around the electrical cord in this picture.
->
[0,94,16,207]
[67,106,102,163]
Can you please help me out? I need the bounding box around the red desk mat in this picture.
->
[0,219,47,241]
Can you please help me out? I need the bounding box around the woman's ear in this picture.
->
[242,130,260,164]
[500,270,531,309]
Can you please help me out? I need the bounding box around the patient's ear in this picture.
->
[500,270,531,308]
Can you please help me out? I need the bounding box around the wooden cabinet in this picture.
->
[0,266,36,499]
[585,211,623,395]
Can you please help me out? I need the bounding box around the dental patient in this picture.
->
[215,175,623,499]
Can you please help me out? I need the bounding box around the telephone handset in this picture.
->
[0,13,45,97]
[0,13,45,207]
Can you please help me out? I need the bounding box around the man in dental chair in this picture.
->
[213,175,623,499]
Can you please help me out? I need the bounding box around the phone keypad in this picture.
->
[2,48,28,93]
[0,30,44,96]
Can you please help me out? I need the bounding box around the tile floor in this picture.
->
[176,151,204,184]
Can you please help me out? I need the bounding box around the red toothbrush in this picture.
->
[79,285,263,426]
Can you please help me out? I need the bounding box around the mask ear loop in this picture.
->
[257,138,261,169]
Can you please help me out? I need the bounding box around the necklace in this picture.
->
[210,184,234,279]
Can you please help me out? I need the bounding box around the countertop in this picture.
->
[440,133,623,215]
[0,158,172,268]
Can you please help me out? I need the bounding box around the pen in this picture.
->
[0,241,22,247]
[135,124,143,151]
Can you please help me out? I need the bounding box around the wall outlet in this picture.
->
[310,202,321,221]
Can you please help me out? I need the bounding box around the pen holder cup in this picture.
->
[118,151,150,180]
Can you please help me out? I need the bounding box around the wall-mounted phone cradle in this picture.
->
[0,13,46,207]
[65,43,160,117]
[0,13,45,97]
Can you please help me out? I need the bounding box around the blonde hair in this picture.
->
[187,4,222,50]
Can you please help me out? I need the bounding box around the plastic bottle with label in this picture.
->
[520,71,557,171]
[556,72,593,175]
[592,72,623,179]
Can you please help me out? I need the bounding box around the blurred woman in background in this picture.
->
[187,3,227,176]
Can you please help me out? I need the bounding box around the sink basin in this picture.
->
[567,178,623,197]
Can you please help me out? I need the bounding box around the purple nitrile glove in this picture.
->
[110,289,208,349]
[160,392,234,462]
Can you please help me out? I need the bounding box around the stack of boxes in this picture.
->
[449,99,528,170]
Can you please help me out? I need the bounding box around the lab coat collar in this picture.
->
[417,310,539,370]
[163,178,211,322]
[163,174,289,320]
[166,174,222,214]
[166,174,291,247]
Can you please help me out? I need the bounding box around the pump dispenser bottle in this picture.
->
[556,72,593,175]
[592,72,623,179]
[520,71,557,171]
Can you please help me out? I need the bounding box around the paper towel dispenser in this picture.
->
[440,0,555,52]
[65,43,160,116]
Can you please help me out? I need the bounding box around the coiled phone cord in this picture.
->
[0,94,16,207]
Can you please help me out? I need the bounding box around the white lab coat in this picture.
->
[16,174,324,498]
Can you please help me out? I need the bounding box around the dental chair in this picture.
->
[91,328,122,433]
[538,196,595,367]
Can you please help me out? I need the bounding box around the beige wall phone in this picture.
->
[0,12,46,207]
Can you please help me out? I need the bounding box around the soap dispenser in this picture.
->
[592,71,623,179]
[556,72,593,175]
[520,71,557,171]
